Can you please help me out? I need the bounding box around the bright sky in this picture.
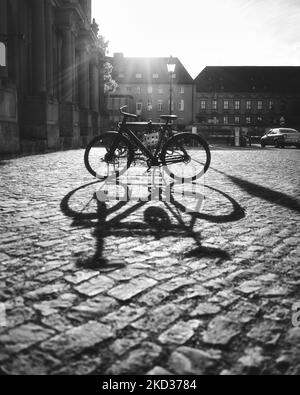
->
[92,0,300,78]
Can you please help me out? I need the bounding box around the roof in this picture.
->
[194,66,300,93]
[109,54,194,85]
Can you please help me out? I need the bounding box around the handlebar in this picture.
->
[120,105,138,119]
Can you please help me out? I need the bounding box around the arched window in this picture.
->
[0,42,6,67]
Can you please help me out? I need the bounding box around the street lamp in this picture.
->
[167,56,176,115]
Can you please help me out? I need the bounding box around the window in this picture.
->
[147,100,153,111]
[269,100,274,110]
[257,116,263,123]
[235,100,240,110]
[258,101,263,110]
[224,100,229,110]
[153,73,159,79]
[118,73,124,79]
[158,100,163,112]
[126,87,132,92]
[169,100,174,112]
[147,86,153,94]
[107,98,113,110]
[235,116,240,124]
[180,86,185,94]
[246,117,251,124]
[223,116,228,125]
[113,98,119,109]
[136,86,141,94]
[158,86,163,94]
[179,100,185,111]
[246,100,252,110]
[200,100,206,110]
[136,102,143,112]
[172,73,176,79]
[212,100,217,111]
[0,42,6,67]
[136,73,142,79]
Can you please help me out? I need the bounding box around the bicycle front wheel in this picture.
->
[84,132,134,179]
[161,133,211,181]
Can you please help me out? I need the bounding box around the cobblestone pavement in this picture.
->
[0,148,299,375]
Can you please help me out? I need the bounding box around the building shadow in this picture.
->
[210,167,300,214]
[60,180,246,271]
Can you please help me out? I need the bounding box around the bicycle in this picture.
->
[84,106,211,182]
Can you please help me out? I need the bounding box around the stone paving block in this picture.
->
[132,303,182,333]
[158,277,196,293]
[168,347,222,375]
[25,283,69,300]
[146,366,173,375]
[0,350,60,375]
[106,342,162,375]
[0,324,55,353]
[191,303,221,317]
[109,332,148,357]
[74,276,115,297]
[158,320,202,345]
[203,317,241,346]
[69,296,119,321]
[41,321,114,357]
[101,305,146,331]
[33,293,77,317]
[238,347,268,369]
[107,277,157,301]
[138,288,169,307]
[65,271,99,285]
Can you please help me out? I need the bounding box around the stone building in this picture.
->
[194,66,300,137]
[0,0,106,154]
[108,53,194,128]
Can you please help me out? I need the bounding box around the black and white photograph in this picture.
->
[0,0,299,377]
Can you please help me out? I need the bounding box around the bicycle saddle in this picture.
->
[160,115,178,121]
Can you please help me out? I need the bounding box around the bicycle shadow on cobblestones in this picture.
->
[60,181,245,270]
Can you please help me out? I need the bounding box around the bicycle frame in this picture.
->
[109,119,172,166]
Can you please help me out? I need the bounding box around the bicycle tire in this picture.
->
[161,133,211,181]
[84,132,134,179]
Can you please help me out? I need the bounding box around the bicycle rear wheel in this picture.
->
[161,133,211,181]
[84,132,134,179]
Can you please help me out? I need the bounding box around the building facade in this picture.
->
[108,53,194,128]
[194,67,300,137]
[0,0,106,154]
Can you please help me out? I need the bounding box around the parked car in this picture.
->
[261,128,300,148]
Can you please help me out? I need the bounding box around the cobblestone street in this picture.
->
[0,148,299,375]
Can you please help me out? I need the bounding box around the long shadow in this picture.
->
[60,181,245,270]
[211,167,300,214]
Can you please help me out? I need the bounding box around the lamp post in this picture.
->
[167,56,176,115]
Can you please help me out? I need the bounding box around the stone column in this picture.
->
[90,53,99,112]
[0,0,7,35]
[32,0,46,94]
[45,0,54,96]
[78,42,90,109]
[61,27,74,102]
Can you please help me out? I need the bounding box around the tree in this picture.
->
[97,33,118,94]
[103,61,118,94]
